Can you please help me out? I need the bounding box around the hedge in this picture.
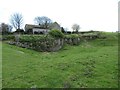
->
[49,29,64,39]
[2,35,15,41]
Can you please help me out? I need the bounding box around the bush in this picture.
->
[2,31,11,35]
[49,29,64,38]
[15,29,24,34]
[2,35,15,41]
[19,35,54,42]
[65,34,80,39]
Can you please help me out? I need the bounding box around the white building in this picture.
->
[25,22,61,34]
[32,28,50,34]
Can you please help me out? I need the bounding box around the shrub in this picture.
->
[49,29,64,38]
[2,31,11,35]
[19,35,53,42]
[15,29,24,34]
[65,34,80,39]
[2,35,15,41]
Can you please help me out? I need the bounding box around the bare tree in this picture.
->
[72,24,80,33]
[10,13,23,30]
[34,16,52,28]
[0,23,13,34]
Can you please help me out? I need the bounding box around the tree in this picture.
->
[34,16,52,28]
[61,27,65,33]
[49,29,64,38]
[72,24,80,33]
[10,13,23,30]
[0,23,13,34]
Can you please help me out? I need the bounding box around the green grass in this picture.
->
[2,32,118,88]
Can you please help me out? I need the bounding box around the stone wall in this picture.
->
[64,37,80,45]
[8,38,64,52]
[8,37,80,52]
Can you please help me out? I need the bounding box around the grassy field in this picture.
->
[2,32,118,88]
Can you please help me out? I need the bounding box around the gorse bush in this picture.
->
[49,29,64,38]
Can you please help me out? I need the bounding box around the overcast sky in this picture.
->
[0,0,119,32]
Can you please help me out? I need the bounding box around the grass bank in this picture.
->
[2,32,118,88]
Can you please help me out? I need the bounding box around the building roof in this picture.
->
[49,22,60,29]
[25,24,46,30]
[25,22,61,31]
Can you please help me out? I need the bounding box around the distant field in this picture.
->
[2,32,118,88]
